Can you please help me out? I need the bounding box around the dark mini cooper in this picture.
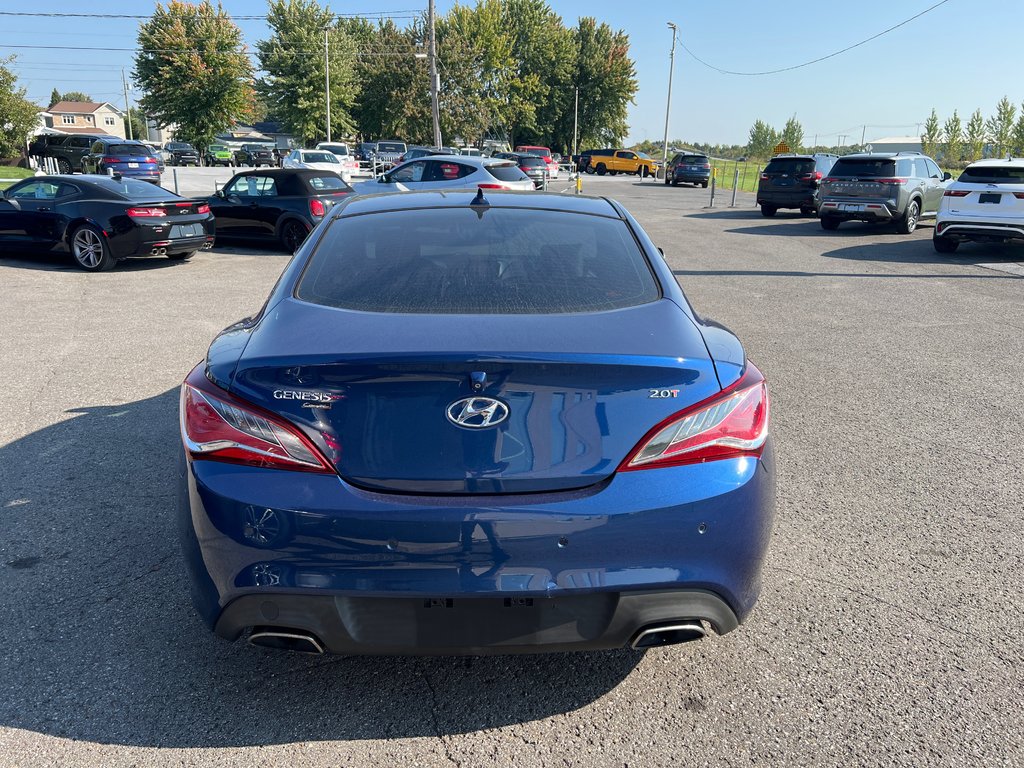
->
[0,175,213,271]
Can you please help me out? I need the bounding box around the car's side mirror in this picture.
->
[378,174,390,183]
[657,247,665,257]
[214,189,225,198]
[942,172,952,181]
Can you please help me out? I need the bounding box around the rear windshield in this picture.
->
[518,156,547,167]
[296,208,659,314]
[765,158,815,174]
[302,152,337,164]
[307,175,352,192]
[957,165,1024,183]
[319,144,349,155]
[377,142,406,153]
[107,144,150,156]
[676,155,707,164]
[91,177,181,199]
[828,158,896,177]
[519,147,551,157]
[486,162,530,182]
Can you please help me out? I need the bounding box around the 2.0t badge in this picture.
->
[446,397,509,429]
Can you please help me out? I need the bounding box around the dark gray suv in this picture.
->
[818,152,951,233]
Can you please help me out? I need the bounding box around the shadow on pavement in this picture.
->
[0,389,640,748]
[0,250,194,273]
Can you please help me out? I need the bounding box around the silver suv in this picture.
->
[818,152,951,233]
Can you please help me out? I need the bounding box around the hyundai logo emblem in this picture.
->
[446,396,509,429]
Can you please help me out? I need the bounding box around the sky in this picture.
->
[4,0,1023,148]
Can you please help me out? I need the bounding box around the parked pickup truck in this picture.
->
[588,149,659,178]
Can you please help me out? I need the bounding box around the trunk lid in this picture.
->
[229,298,722,494]
[822,157,900,200]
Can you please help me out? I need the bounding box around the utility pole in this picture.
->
[572,86,579,159]
[861,124,866,146]
[121,69,133,140]
[325,29,331,142]
[428,0,441,148]
[661,22,677,173]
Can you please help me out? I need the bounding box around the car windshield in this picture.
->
[90,177,181,199]
[828,158,896,177]
[957,165,1024,183]
[637,152,651,159]
[107,144,150,156]
[302,152,338,164]
[296,208,659,314]
[243,145,267,151]
[168,143,194,151]
[209,145,227,152]
[765,158,815,174]
[319,144,349,155]
[377,142,406,153]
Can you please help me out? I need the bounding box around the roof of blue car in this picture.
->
[337,190,622,218]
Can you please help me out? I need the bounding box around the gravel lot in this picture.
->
[1,174,1022,767]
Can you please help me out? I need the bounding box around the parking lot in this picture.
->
[1,175,1022,767]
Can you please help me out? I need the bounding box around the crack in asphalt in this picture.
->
[420,667,461,767]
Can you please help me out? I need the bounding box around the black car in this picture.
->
[665,152,711,188]
[34,134,106,174]
[234,143,276,168]
[81,138,162,184]
[165,141,201,166]
[504,152,548,188]
[355,142,377,165]
[757,153,839,217]
[0,175,213,271]
[397,146,446,163]
[205,168,354,253]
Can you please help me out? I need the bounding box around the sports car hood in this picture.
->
[224,297,723,494]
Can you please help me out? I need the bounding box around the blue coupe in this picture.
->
[178,189,774,655]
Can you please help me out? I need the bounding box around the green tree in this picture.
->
[942,110,963,164]
[920,109,941,157]
[1011,107,1024,156]
[349,19,431,142]
[500,0,574,150]
[0,56,40,158]
[964,109,986,162]
[571,17,637,147]
[985,96,1016,158]
[746,119,779,158]
[133,1,254,151]
[123,107,149,141]
[50,90,93,105]
[780,115,803,152]
[256,0,359,145]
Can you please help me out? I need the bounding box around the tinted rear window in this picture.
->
[486,163,530,182]
[90,177,180,199]
[518,156,547,167]
[296,208,659,314]
[307,175,352,192]
[319,144,349,155]
[828,158,896,177]
[107,144,150,156]
[765,158,814,174]
[677,155,707,164]
[958,165,1024,183]
[377,142,406,153]
[302,152,337,164]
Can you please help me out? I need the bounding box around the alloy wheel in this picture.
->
[72,228,104,268]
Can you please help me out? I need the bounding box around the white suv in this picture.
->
[934,158,1024,253]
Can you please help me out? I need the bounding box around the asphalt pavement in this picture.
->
[1,174,1022,767]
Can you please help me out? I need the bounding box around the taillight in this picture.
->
[145,157,157,164]
[1014,192,1024,200]
[943,190,969,197]
[619,363,769,471]
[477,183,507,189]
[126,207,167,217]
[874,178,907,184]
[309,198,326,217]
[799,171,823,181]
[101,157,122,165]
[760,173,769,180]
[180,366,333,473]
[196,203,211,214]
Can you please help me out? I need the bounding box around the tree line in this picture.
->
[921,96,1024,165]
[129,0,637,153]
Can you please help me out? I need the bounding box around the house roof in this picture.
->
[58,126,115,136]
[49,100,120,115]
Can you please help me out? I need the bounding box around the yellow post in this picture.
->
[575,174,583,195]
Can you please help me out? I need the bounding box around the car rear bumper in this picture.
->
[757,189,816,207]
[819,198,896,221]
[936,219,1024,241]
[673,171,710,183]
[178,443,775,654]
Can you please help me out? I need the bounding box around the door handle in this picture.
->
[38,207,51,212]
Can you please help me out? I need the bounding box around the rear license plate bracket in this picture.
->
[979,192,1001,204]
[170,223,202,238]
[840,203,865,212]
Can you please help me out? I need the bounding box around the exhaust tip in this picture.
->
[631,621,706,649]
[249,627,325,654]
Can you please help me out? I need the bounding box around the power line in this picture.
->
[1,43,422,58]
[0,10,420,20]
[681,0,954,76]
